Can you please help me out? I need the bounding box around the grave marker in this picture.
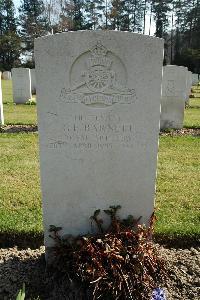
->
[35,31,164,255]
[11,68,32,104]
[192,73,199,86]
[2,71,11,80]
[160,65,186,129]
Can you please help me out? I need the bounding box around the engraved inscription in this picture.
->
[48,113,134,151]
[59,41,136,107]
[165,80,175,96]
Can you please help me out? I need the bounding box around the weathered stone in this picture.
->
[2,71,11,80]
[11,68,32,104]
[192,74,199,86]
[35,31,164,251]
[160,65,186,129]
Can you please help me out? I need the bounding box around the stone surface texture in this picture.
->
[161,65,187,129]
[11,68,32,104]
[35,31,164,248]
[192,73,199,85]
[2,71,11,80]
[0,72,4,124]
[30,69,36,94]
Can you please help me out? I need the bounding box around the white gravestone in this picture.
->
[2,71,11,80]
[160,65,187,129]
[11,68,32,104]
[0,73,4,124]
[30,69,36,94]
[192,73,199,86]
[35,31,164,253]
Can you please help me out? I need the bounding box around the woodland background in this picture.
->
[0,0,199,73]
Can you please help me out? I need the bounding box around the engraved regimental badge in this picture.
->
[59,41,136,106]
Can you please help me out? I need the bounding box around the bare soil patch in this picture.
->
[0,125,38,133]
[0,245,199,300]
[160,128,200,137]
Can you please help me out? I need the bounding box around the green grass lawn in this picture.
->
[184,97,200,128]
[2,79,37,125]
[2,79,13,104]
[189,97,200,107]
[156,136,200,237]
[0,133,199,239]
[0,133,42,235]
[3,104,37,125]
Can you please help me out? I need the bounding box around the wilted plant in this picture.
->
[49,207,166,300]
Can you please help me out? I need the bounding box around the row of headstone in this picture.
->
[160,65,193,130]
[0,31,196,261]
[11,68,36,104]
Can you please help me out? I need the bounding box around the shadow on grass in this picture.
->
[0,125,38,133]
[154,233,200,248]
[0,231,43,249]
[0,231,200,250]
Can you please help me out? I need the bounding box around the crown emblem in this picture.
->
[87,41,112,69]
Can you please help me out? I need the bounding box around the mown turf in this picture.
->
[184,108,200,128]
[2,79,13,104]
[184,96,200,128]
[3,104,37,125]
[0,133,199,239]
[156,135,200,237]
[0,133,42,235]
[189,97,200,108]
[2,79,37,125]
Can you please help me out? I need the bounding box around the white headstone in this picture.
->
[192,73,199,85]
[2,71,11,80]
[11,68,32,104]
[160,65,187,129]
[0,73,4,125]
[30,69,36,94]
[35,31,164,253]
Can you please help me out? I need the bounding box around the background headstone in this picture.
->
[11,68,32,104]
[2,71,11,80]
[35,31,164,252]
[30,69,36,94]
[192,73,199,85]
[0,72,4,125]
[160,65,187,129]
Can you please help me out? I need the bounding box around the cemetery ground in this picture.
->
[0,80,200,299]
